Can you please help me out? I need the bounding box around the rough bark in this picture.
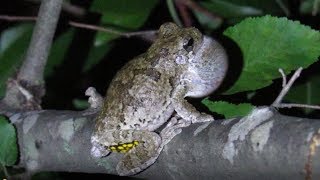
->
[9,107,320,179]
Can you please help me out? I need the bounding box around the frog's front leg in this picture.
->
[107,130,161,176]
[172,84,214,124]
[160,115,190,146]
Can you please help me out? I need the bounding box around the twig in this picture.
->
[69,21,123,35]
[69,21,157,38]
[279,68,287,87]
[272,67,303,106]
[0,164,10,179]
[2,0,63,110]
[0,15,37,21]
[275,103,320,110]
[166,0,183,26]
[175,0,192,27]
[275,0,290,16]
[272,67,320,110]
[177,0,222,23]
[312,0,320,16]
[0,15,158,40]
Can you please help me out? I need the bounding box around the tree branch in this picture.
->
[0,15,36,21]
[18,0,62,86]
[2,0,63,110]
[9,107,320,179]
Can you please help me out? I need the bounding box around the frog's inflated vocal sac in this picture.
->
[91,22,228,176]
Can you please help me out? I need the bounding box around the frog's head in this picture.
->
[157,23,228,98]
[147,22,204,67]
[149,22,228,98]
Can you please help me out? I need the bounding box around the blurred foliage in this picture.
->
[0,116,17,166]
[202,99,254,118]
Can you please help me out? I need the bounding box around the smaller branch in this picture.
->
[69,21,157,39]
[279,68,287,87]
[0,15,36,21]
[0,15,158,40]
[272,67,320,110]
[275,0,290,16]
[58,0,86,17]
[69,21,123,36]
[312,0,320,16]
[178,0,222,22]
[0,164,10,179]
[275,103,320,110]
[272,67,302,106]
[166,0,183,26]
[175,0,192,27]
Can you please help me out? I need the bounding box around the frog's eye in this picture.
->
[183,38,194,52]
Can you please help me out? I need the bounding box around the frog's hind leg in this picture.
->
[116,130,161,176]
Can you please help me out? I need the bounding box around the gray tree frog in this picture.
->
[90,22,228,176]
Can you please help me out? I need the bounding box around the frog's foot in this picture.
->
[116,130,161,176]
[192,113,214,123]
[160,115,191,146]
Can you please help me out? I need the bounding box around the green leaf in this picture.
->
[45,29,75,77]
[0,116,18,166]
[90,0,158,45]
[223,15,320,94]
[200,0,263,18]
[202,99,255,118]
[0,23,33,98]
[284,75,320,113]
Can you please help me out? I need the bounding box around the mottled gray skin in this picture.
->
[91,22,228,176]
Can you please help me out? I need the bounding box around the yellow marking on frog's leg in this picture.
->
[127,143,133,148]
[110,146,117,150]
[116,130,162,176]
[134,140,139,146]
[108,140,143,153]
